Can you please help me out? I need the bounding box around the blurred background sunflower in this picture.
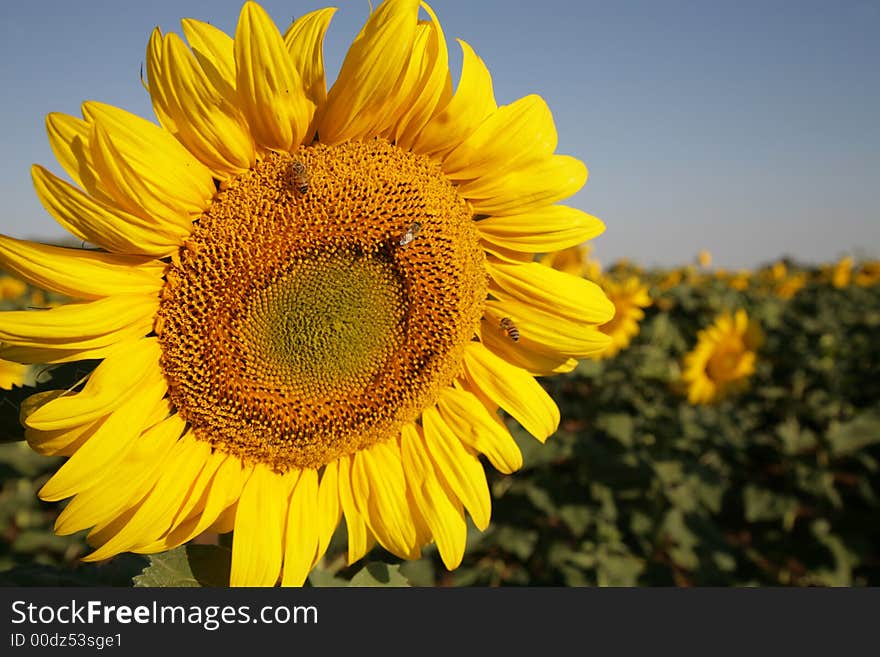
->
[681,309,763,405]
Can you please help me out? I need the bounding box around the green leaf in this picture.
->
[133,545,230,587]
[491,526,539,560]
[596,413,635,447]
[827,410,880,457]
[348,562,410,587]
[308,568,350,587]
[742,485,799,524]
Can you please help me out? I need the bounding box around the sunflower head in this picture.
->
[681,309,763,405]
[0,0,614,586]
[775,271,807,299]
[593,275,652,360]
[829,256,854,288]
[854,261,880,287]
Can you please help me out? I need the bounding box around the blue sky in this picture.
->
[0,0,876,269]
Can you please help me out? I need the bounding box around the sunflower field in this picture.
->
[2,254,877,587]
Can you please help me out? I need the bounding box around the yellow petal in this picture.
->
[0,343,117,365]
[462,341,559,442]
[0,235,164,301]
[181,19,236,92]
[421,406,491,530]
[145,28,180,135]
[477,205,605,254]
[45,112,114,207]
[437,387,522,474]
[283,8,337,108]
[412,39,495,158]
[84,101,216,226]
[282,468,319,586]
[53,413,184,535]
[317,0,420,144]
[478,322,584,377]
[483,298,613,359]
[400,422,466,570]
[234,1,313,152]
[443,94,556,180]
[0,294,157,350]
[143,444,227,545]
[38,371,168,501]
[352,441,419,559]
[337,454,371,565]
[150,30,256,176]
[25,338,162,431]
[142,453,247,551]
[230,464,294,587]
[83,434,211,561]
[31,165,186,257]
[462,155,587,216]
[26,415,102,458]
[487,259,615,325]
[314,460,341,567]
[391,4,450,150]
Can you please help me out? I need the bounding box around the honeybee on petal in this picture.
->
[290,159,310,195]
[500,317,520,342]
[398,221,422,248]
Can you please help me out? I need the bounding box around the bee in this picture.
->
[500,317,520,342]
[290,159,310,195]
[398,221,422,248]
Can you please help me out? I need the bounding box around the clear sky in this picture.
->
[1,0,877,269]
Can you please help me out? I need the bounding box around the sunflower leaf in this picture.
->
[348,562,410,587]
[133,544,231,587]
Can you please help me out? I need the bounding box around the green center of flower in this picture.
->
[239,252,405,396]
[155,139,486,471]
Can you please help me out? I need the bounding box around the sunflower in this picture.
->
[0,275,27,301]
[0,1,613,586]
[593,276,651,359]
[854,261,880,287]
[775,272,807,300]
[540,243,602,281]
[828,256,853,288]
[681,309,762,405]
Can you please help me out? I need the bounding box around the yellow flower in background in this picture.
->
[657,269,683,290]
[775,272,807,299]
[0,275,27,301]
[829,256,853,288]
[0,358,28,390]
[728,270,750,291]
[541,243,602,281]
[594,276,651,359]
[681,309,762,405]
[0,0,614,586]
[854,261,880,287]
[697,249,712,268]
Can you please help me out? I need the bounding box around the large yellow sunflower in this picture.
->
[593,276,651,359]
[681,309,762,405]
[0,1,613,585]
